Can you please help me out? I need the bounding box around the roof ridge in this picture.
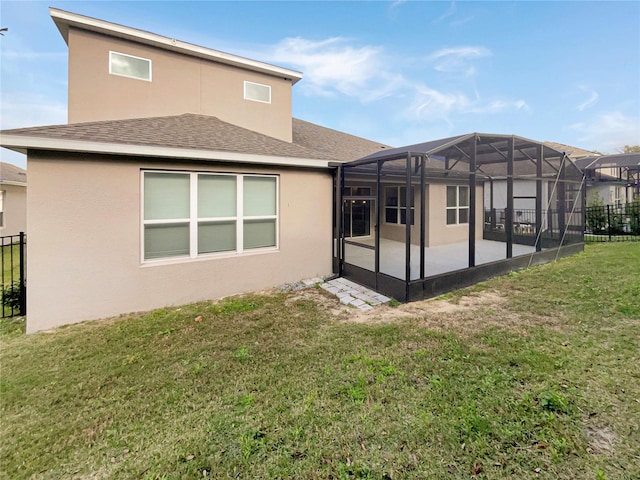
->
[49,8,303,84]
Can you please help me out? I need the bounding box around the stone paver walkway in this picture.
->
[318,277,391,312]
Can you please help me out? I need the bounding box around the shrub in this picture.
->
[1,281,24,313]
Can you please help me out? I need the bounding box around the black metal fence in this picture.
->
[1,233,26,317]
[484,208,584,247]
[585,202,640,242]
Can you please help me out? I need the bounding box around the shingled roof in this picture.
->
[0,113,389,167]
[0,162,27,184]
[292,118,390,162]
[543,141,598,159]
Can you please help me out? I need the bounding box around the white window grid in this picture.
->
[446,185,469,225]
[384,186,414,225]
[141,171,278,262]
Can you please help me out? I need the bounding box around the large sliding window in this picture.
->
[143,171,278,261]
[446,185,469,225]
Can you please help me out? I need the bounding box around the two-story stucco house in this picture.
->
[0,8,390,333]
[0,8,585,333]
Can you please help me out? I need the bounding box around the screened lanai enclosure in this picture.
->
[332,133,585,302]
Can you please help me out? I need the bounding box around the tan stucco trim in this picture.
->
[50,8,303,84]
[0,135,332,169]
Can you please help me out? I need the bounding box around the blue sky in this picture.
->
[1,1,639,169]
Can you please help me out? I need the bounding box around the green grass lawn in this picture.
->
[1,243,639,479]
[1,243,22,287]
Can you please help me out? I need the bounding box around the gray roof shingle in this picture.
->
[292,118,390,162]
[1,114,390,164]
[0,162,27,184]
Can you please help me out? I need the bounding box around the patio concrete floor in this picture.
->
[344,238,538,280]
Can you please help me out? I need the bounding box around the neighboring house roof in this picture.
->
[573,153,640,170]
[543,141,598,159]
[50,8,303,85]
[0,114,389,168]
[292,118,390,162]
[0,162,27,185]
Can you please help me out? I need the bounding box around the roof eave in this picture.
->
[0,180,27,187]
[0,135,333,169]
[50,8,304,85]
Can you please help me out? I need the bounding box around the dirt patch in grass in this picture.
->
[585,425,616,455]
[339,289,531,333]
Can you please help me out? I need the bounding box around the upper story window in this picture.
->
[110,51,152,81]
[244,81,271,104]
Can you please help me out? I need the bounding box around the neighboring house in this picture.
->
[481,143,587,231]
[0,8,584,332]
[0,162,27,237]
[545,142,639,205]
[0,8,389,333]
[573,154,640,205]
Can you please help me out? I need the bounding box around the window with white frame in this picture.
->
[385,186,414,225]
[244,81,271,103]
[142,171,277,261]
[110,51,152,81]
[446,185,469,225]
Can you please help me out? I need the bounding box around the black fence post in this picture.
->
[607,204,612,241]
[19,232,26,316]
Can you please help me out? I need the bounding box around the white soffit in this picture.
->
[50,8,303,85]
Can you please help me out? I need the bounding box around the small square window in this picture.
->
[384,186,414,225]
[244,81,271,103]
[446,185,469,225]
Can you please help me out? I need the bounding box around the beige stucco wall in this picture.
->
[426,183,484,247]
[0,183,27,237]
[342,180,483,248]
[67,28,293,141]
[26,152,332,333]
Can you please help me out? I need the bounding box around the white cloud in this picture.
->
[434,0,457,24]
[428,46,492,77]
[428,46,491,77]
[468,99,529,114]
[269,37,386,98]
[0,93,67,130]
[429,46,492,61]
[267,34,527,136]
[569,111,640,153]
[390,0,407,9]
[576,85,599,111]
[409,84,527,120]
[1,51,66,60]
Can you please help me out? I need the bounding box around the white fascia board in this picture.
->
[50,8,303,85]
[0,135,332,169]
[0,181,27,187]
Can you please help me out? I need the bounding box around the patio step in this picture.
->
[318,277,390,311]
